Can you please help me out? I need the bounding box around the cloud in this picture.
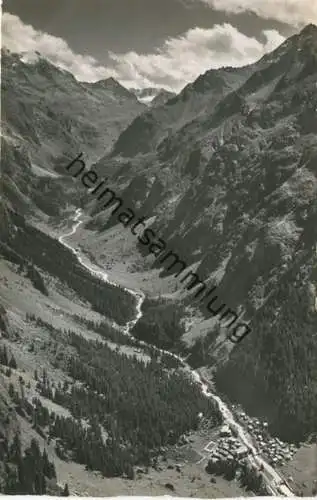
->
[196,0,317,27]
[108,24,285,91]
[2,12,117,82]
[2,12,285,92]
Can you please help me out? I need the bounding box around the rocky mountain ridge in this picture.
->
[1,22,317,484]
[1,48,145,217]
[130,87,176,106]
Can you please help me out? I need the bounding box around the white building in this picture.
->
[235,445,249,459]
[220,424,231,437]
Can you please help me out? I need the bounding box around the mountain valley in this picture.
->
[1,24,317,497]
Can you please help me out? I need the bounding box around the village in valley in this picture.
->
[233,406,298,467]
[205,404,298,473]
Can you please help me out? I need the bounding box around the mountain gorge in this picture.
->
[87,24,317,441]
[1,23,317,496]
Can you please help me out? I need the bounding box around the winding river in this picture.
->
[58,209,294,497]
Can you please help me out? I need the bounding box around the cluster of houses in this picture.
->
[207,424,250,463]
[233,406,297,466]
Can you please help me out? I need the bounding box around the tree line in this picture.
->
[24,327,223,477]
[206,457,268,495]
[5,210,136,325]
[0,432,69,496]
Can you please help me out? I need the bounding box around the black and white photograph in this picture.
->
[0,0,317,498]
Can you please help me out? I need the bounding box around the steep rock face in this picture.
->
[1,49,145,217]
[89,25,317,440]
[88,77,140,101]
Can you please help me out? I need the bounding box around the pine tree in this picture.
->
[0,345,9,366]
[62,483,70,496]
[42,449,52,478]
[9,356,17,369]
[8,382,15,399]
[4,467,18,494]
[9,433,22,464]
[29,438,41,462]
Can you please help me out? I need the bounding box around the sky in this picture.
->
[2,0,317,92]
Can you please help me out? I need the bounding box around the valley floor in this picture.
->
[59,214,226,347]
[0,252,247,497]
[55,214,317,496]
[0,214,315,497]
